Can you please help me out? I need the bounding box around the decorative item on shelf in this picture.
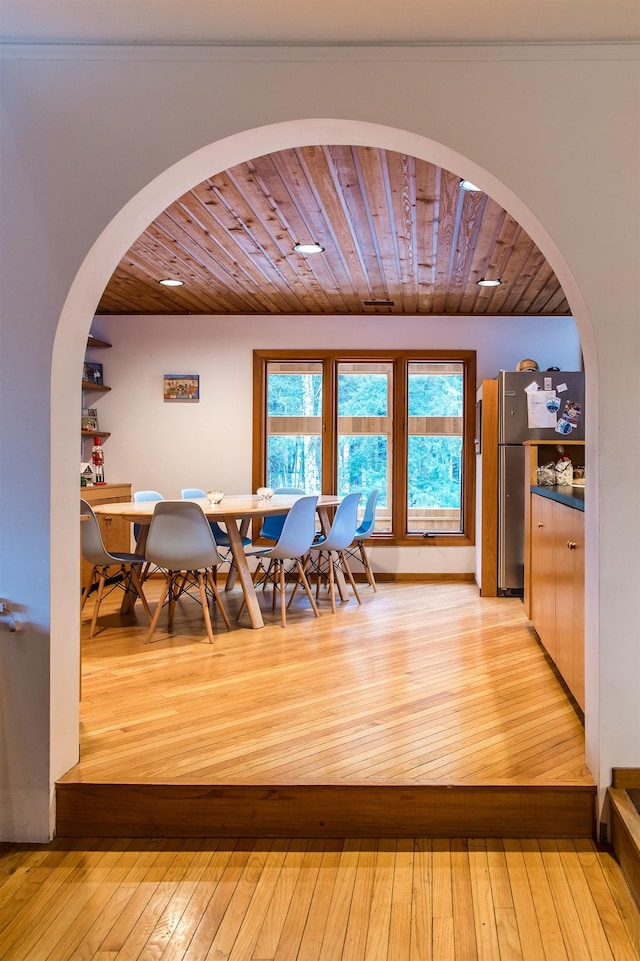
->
[81,408,99,432]
[256,487,274,499]
[207,490,224,505]
[83,361,104,386]
[91,436,106,485]
[516,358,539,372]
[80,463,94,487]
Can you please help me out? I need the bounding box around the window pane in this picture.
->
[266,362,322,491]
[338,372,388,416]
[407,362,464,533]
[408,436,462,532]
[337,363,392,532]
[267,436,322,492]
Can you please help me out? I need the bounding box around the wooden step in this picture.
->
[609,768,640,910]
[55,779,596,839]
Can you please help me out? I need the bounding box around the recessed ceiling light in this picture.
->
[459,179,482,192]
[293,242,325,255]
[477,278,501,287]
[159,278,184,287]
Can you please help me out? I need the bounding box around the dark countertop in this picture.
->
[531,485,585,511]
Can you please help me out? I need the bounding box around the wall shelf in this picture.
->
[81,381,111,392]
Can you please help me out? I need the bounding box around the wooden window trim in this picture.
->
[253,349,476,548]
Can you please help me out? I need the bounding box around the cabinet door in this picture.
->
[554,503,585,709]
[530,494,557,661]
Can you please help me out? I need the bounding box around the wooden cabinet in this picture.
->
[81,484,132,591]
[527,491,585,710]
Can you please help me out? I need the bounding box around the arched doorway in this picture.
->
[51,118,598,797]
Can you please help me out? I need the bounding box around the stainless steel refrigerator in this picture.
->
[497,369,585,595]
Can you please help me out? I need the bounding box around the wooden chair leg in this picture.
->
[196,572,215,644]
[129,565,152,623]
[89,569,108,638]
[80,568,96,611]
[339,551,362,605]
[327,553,337,613]
[146,576,171,644]
[289,558,320,618]
[205,570,231,631]
[359,541,377,591]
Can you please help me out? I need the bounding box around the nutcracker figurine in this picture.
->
[91,436,106,485]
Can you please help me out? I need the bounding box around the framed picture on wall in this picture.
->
[163,373,200,402]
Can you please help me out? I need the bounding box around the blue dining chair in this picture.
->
[344,488,379,591]
[259,487,305,542]
[304,491,363,613]
[181,488,251,555]
[133,489,163,544]
[237,495,320,628]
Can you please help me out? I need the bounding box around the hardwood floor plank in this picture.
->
[502,839,551,961]
[537,838,594,960]
[272,840,327,961]
[251,840,311,960]
[409,839,433,961]
[468,838,501,960]
[341,842,379,961]
[295,844,344,961]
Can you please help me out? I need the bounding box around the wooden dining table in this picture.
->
[92,493,342,629]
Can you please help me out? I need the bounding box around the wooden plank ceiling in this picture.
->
[97,145,570,317]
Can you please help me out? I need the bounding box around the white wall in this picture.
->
[1,41,639,840]
[91,312,580,576]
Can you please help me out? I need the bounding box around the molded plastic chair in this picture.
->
[80,499,151,638]
[181,488,251,553]
[304,491,363,613]
[144,500,232,645]
[237,495,320,628]
[259,487,305,542]
[344,488,379,591]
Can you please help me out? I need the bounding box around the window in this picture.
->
[253,350,476,545]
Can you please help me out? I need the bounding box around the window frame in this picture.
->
[253,349,476,547]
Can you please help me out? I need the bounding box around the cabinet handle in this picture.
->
[537,523,544,528]
[567,540,577,550]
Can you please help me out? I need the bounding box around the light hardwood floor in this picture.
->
[70,580,589,785]
[1,836,639,960]
[57,579,596,838]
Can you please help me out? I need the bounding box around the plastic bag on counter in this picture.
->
[555,457,573,486]
[536,462,556,486]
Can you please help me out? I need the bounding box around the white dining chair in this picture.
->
[80,499,152,638]
[144,500,232,644]
[344,488,379,591]
[304,491,363,613]
[237,495,320,627]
